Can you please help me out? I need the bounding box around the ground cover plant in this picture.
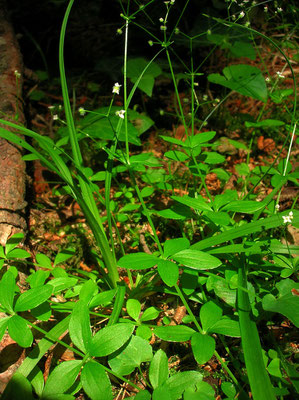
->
[0,0,298,399]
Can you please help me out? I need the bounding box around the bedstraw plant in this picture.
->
[0,1,298,399]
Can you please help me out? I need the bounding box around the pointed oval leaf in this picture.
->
[140,306,160,322]
[69,301,92,353]
[0,317,9,342]
[8,315,33,348]
[157,259,179,287]
[14,284,52,312]
[90,323,134,357]
[54,248,76,266]
[164,371,203,399]
[0,270,16,313]
[191,332,215,364]
[4,232,24,254]
[1,372,32,400]
[6,248,31,259]
[172,249,221,270]
[81,361,112,400]
[108,335,152,375]
[149,349,169,389]
[118,253,159,270]
[222,200,266,214]
[154,325,195,342]
[209,318,241,337]
[126,299,141,321]
[43,360,82,397]
[134,390,151,400]
[164,238,190,258]
[35,253,52,269]
[172,195,213,212]
[200,301,222,333]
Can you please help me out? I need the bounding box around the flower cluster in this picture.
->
[112,82,122,95]
[115,109,126,119]
[282,211,293,224]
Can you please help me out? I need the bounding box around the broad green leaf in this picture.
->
[28,366,44,397]
[164,238,190,258]
[245,119,285,128]
[90,323,134,357]
[184,381,215,400]
[14,284,52,312]
[89,289,116,308]
[181,269,198,295]
[47,277,78,293]
[118,253,159,270]
[27,270,50,288]
[200,301,222,333]
[154,325,195,342]
[42,360,82,397]
[41,394,74,400]
[141,186,155,197]
[79,279,98,304]
[81,361,112,400]
[163,371,203,400]
[8,315,33,348]
[136,325,152,340]
[0,270,16,313]
[149,349,169,389]
[153,385,172,400]
[108,335,152,375]
[199,151,225,164]
[229,41,256,60]
[267,358,282,378]
[52,266,68,278]
[208,64,267,102]
[4,232,24,254]
[172,195,212,212]
[54,248,76,266]
[126,57,162,97]
[6,248,31,259]
[221,381,236,398]
[191,332,215,364]
[172,249,221,270]
[207,276,236,307]
[160,135,185,147]
[0,317,9,342]
[204,211,231,226]
[1,372,32,400]
[35,253,52,269]
[140,307,160,322]
[155,207,189,220]
[134,390,151,400]
[188,131,216,147]
[127,299,141,321]
[31,302,52,321]
[69,301,92,353]
[157,259,179,287]
[222,200,266,214]
[209,318,241,337]
[164,150,189,162]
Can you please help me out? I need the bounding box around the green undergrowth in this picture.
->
[0,1,298,399]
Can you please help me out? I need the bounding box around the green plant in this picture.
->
[0,1,298,399]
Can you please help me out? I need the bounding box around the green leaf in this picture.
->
[6,248,31,259]
[8,315,33,348]
[0,317,9,342]
[207,276,236,307]
[134,390,151,400]
[4,232,24,254]
[79,279,98,304]
[89,289,116,308]
[164,150,189,162]
[164,238,190,258]
[27,270,50,288]
[172,249,221,270]
[47,277,78,293]
[1,372,32,400]
[184,381,215,400]
[31,302,52,321]
[245,119,285,128]
[149,349,169,389]
[54,248,76,266]
[90,323,134,357]
[118,253,159,270]
[208,64,267,102]
[200,301,222,333]
[127,57,162,97]
[209,318,241,337]
[229,41,256,60]
[136,325,152,340]
[108,335,152,375]
[127,299,141,321]
[222,200,266,214]
[154,325,195,342]
[140,307,160,322]
[181,269,198,295]
[0,270,16,313]
[35,253,53,269]
[81,361,113,400]
[14,284,52,312]
[199,151,225,164]
[191,332,215,364]
[157,259,179,287]
[172,195,212,212]
[163,371,203,400]
[42,360,82,397]
[69,301,92,353]
[262,280,299,328]
[28,366,44,397]
[187,131,216,147]
[153,385,172,400]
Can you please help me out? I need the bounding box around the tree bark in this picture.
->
[0,0,27,246]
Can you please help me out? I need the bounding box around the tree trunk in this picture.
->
[0,0,27,246]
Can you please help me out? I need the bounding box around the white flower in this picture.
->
[159,17,164,23]
[276,71,285,79]
[112,82,122,95]
[48,105,55,110]
[277,7,283,12]
[264,6,268,12]
[275,204,280,211]
[14,70,21,78]
[78,107,86,116]
[239,11,245,18]
[265,77,270,82]
[282,211,294,224]
[170,0,175,4]
[115,109,126,119]
[53,115,59,121]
